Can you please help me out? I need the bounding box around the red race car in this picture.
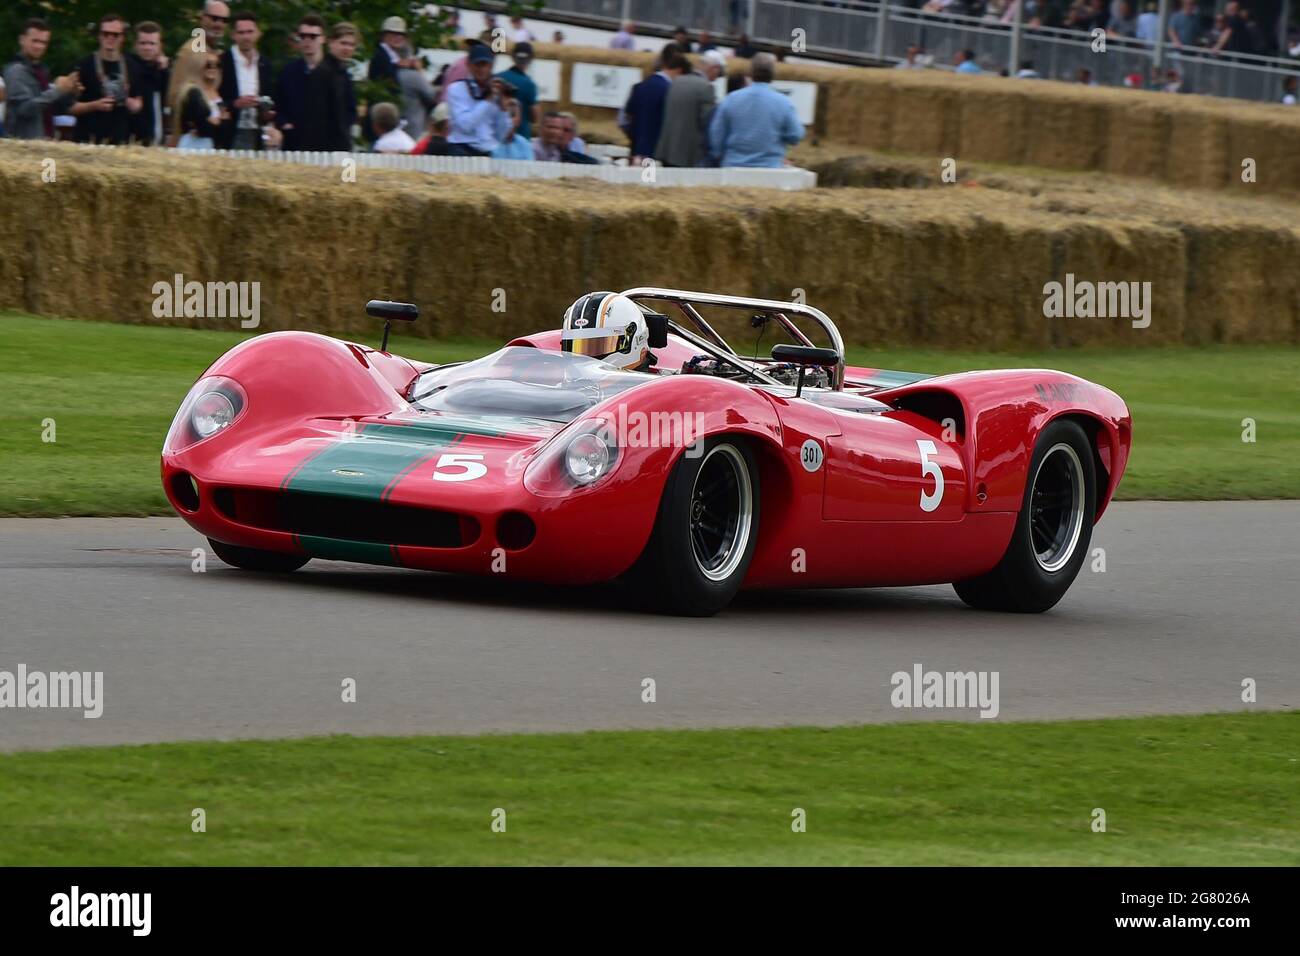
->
[162,288,1131,616]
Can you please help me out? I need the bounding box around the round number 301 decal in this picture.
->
[916,440,944,512]
[800,439,824,473]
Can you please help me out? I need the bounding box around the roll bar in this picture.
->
[620,288,847,390]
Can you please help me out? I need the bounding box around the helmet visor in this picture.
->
[563,326,626,358]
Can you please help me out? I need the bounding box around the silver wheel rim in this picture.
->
[1029,442,1086,573]
[689,444,753,582]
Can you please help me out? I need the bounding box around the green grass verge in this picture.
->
[2,312,1298,514]
[2,713,1295,865]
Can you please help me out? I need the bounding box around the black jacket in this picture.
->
[367,45,400,86]
[179,86,233,143]
[218,48,275,148]
[128,53,169,145]
[73,54,144,144]
[275,56,352,151]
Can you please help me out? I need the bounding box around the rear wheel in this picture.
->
[953,420,1095,613]
[208,538,310,573]
[626,438,760,616]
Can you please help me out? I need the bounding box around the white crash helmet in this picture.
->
[560,292,650,370]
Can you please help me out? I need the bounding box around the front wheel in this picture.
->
[953,419,1096,613]
[208,538,310,573]
[626,438,760,616]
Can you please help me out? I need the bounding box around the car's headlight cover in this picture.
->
[192,390,236,439]
[164,375,247,453]
[524,418,620,496]
[565,432,612,484]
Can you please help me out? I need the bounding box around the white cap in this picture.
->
[701,49,727,70]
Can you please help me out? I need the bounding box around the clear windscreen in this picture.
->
[410,347,652,424]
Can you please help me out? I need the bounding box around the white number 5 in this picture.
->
[433,453,486,482]
[916,440,944,513]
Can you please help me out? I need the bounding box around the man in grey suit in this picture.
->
[654,49,725,168]
[3,18,81,139]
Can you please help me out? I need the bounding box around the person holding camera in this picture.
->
[71,13,143,144]
[488,73,529,159]
[3,18,82,140]
[218,11,274,150]
[445,44,513,157]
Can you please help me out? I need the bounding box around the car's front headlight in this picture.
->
[164,376,247,453]
[564,431,613,484]
[524,419,620,496]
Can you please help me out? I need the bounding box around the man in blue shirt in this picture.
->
[1135,2,1161,42]
[707,53,802,168]
[495,41,538,139]
[954,49,983,74]
[446,43,513,156]
[1166,0,1203,49]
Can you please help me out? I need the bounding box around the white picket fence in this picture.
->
[170,147,817,190]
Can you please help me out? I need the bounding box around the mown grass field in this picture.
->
[2,312,1297,515]
[1,713,1295,866]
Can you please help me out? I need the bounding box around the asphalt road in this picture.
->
[1,502,1295,751]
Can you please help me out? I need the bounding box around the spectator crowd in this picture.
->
[913,0,1293,59]
[619,41,801,168]
[898,0,1298,98]
[0,5,807,168]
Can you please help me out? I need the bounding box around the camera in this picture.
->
[103,76,126,106]
[255,95,276,124]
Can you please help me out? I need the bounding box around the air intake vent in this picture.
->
[213,488,478,548]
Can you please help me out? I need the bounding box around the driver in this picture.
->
[560,292,654,372]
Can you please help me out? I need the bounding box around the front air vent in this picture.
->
[213,487,478,548]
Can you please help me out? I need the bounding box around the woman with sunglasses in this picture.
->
[176,54,231,150]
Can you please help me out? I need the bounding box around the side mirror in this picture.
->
[366,300,420,322]
[366,300,419,352]
[771,344,841,398]
[770,344,840,368]
[645,312,669,349]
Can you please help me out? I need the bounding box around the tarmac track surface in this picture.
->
[0,502,1295,750]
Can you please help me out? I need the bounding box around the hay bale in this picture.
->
[1,140,1298,350]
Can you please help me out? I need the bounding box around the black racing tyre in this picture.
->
[626,437,760,617]
[953,419,1096,613]
[208,538,310,573]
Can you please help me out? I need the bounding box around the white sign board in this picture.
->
[711,78,818,125]
[570,62,644,109]
[492,56,562,102]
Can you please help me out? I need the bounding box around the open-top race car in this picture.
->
[162,289,1131,616]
